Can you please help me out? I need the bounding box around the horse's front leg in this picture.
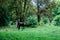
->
[17,24,20,30]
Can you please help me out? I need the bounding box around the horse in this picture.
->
[17,21,33,30]
[17,22,24,30]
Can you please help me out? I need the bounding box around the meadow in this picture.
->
[0,25,60,40]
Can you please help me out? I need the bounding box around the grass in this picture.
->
[0,25,60,40]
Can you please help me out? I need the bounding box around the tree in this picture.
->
[37,0,41,22]
[36,0,56,23]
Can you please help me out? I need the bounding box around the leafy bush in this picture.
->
[42,18,48,24]
[25,16,38,25]
[40,17,49,25]
[52,3,60,17]
[52,15,60,26]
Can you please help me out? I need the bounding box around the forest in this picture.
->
[0,0,60,40]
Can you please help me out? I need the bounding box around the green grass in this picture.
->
[0,25,60,40]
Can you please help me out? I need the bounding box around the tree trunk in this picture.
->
[37,0,41,22]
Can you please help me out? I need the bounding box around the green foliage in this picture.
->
[0,13,10,26]
[52,4,60,17]
[4,13,10,26]
[0,7,10,26]
[1,1,11,26]
[42,18,48,24]
[2,0,17,22]
[26,16,38,25]
[52,15,60,26]
[1,0,59,26]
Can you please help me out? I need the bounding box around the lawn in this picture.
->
[0,25,60,40]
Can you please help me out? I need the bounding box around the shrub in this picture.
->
[52,15,60,26]
[43,18,48,24]
[25,16,38,25]
[40,17,49,25]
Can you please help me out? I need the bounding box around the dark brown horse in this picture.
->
[17,21,33,30]
[17,22,24,30]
